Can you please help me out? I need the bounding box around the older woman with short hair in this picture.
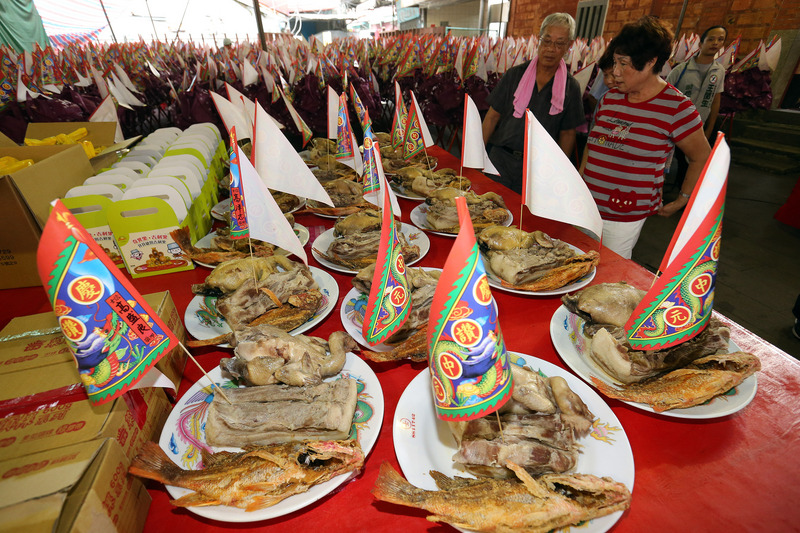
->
[581,16,711,259]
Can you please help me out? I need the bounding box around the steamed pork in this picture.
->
[562,282,731,384]
[205,378,359,446]
[372,462,631,533]
[425,190,508,233]
[130,440,364,511]
[314,211,420,270]
[478,227,599,291]
[448,365,595,479]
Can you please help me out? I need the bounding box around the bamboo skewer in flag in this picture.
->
[521,109,603,242]
[624,134,730,350]
[362,185,412,346]
[427,196,514,421]
[36,199,230,405]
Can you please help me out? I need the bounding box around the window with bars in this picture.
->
[575,0,608,40]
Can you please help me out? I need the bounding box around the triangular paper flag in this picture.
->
[462,95,498,175]
[210,91,252,141]
[427,195,514,421]
[362,185,411,345]
[90,95,124,143]
[409,91,433,147]
[624,135,730,350]
[521,109,603,240]
[327,86,339,140]
[37,200,178,405]
[253,101,334,207]
[232,129,308,264]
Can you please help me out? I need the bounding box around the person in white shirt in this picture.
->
[666,26,727,188]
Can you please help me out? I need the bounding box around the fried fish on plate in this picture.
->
[372,461,631,533]
[591,351,761,412]
[130,439,364,512]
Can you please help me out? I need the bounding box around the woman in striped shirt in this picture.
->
[581,16,711,259]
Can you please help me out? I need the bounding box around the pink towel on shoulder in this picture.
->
[512,57,567,118]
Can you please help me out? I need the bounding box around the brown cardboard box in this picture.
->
[0,131,16,147]
[0,291,185,461]
[0,143,95,289]
[25,122,117,148]
[0,438,150,533]
[0,291,187,395]
[0,367,171,462]
[0,176,43,289]
[0,144,94,228]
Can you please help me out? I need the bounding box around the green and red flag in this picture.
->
[36,200,179,405]
[625,135,730,349]
[427,196,514,421]
[391,81,408,150]
[362,185,411,345]
[228,127,249,239]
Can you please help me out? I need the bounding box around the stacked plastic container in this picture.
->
[61,123,226,278]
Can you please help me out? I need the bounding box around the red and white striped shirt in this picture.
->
[584,85,702,221]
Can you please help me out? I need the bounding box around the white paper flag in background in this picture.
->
[573,61,595,96]
[327,86,339,140]
[90,95,124,142]
[236,141,308,264]
[253,103,334,207]
[461,95,498,175]
[210,91,252,141]
[522,109,603,240]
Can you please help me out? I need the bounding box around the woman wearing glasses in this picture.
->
[482,12,585,194]
[580,16,711,259]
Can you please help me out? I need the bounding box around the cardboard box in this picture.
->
[0,291,186,461]
[0,368,171,462]
[0,144,94,228]
[0,291,187,395]
[0,438,150,533]
[25,122,117,149]
[0,143,95,289]
[0,176,43,289]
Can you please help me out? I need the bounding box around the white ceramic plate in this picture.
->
[311,223,429,275]
[393,352,634,533]
[409,203,512,237]
[550,305,758,419]
[158,354,384,523]
[184,266,338,347]
[388,180,426,201]
[339,267,442,352]
[191,226,310,268]
[211,197,306,221]
[482,243,597,297]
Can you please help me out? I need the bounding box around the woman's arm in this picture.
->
[658,128,711,217]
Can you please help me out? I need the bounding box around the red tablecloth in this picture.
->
[3,146,799,532]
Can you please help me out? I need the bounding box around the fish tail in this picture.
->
[129,441,185,484]
[372,462,425,505]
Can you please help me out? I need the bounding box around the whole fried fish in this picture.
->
[129,439,364,511]
[591,351,761,412]
[372,462,631,533]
